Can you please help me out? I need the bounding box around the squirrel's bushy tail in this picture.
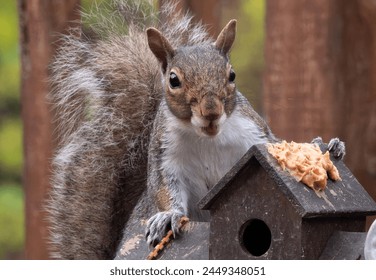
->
[47,0,212,259]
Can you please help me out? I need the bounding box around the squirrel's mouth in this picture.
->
[192,113,226,137]
[201,122,219,137]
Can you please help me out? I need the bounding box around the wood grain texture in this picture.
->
[18,0,80,259]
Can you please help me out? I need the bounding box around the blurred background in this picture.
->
[1,0,375,259]
[0,1,23,259]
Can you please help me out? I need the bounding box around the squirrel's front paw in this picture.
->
[328,137,346,160]
[145,211,184,247]
[311,137,346,160]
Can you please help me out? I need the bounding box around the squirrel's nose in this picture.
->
[204,112,220,121]
[201,94,223,122]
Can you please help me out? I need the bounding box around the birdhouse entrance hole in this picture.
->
[240,219,271,257]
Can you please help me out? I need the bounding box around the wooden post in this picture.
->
[263,0,376,225]
[263,0,338,142]
[18,0,80,259]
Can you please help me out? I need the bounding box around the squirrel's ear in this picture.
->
[147,28,175,73]
[214,19,237,56]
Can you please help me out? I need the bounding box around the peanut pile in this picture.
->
[267,141,340,191]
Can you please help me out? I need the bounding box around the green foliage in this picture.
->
[0,119,22,182]
[0,0,20,117]
[0,185,24,259]
[0,0,24,259]
[234,0,265,70]
[0,0,21,182]
[230,0,265,110]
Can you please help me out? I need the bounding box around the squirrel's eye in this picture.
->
[169,72,181,89]
[229,69,236,83]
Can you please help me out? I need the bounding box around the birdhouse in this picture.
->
[116,143,376,260]
[198,143,376,260]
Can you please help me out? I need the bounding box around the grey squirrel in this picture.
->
[47,0,345,259]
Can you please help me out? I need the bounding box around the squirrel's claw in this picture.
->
[328,137,346,160]
[311,136,346,160]
[311,136,323,145]
[145,211,184,247]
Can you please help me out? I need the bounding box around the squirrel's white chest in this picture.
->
[161,109,268,219]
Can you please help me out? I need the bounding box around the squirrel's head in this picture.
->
[147,20,237,137]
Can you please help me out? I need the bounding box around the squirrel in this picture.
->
[47,0,346,259]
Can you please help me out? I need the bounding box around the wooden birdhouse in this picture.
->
[198,143,376,260]
[116,143,376,260]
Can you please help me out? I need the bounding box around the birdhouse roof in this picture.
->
[199,144,376,218]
